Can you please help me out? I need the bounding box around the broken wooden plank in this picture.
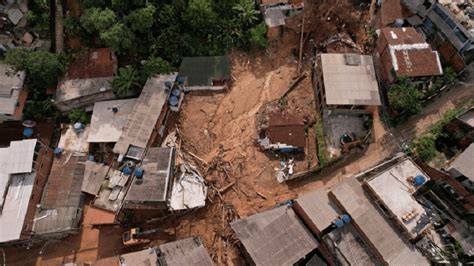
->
[218,181,235,195]
[256,191,267,200]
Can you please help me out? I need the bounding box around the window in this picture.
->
[454,28,468,43]
[433,5,449,20]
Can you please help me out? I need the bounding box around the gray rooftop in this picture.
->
[81,161,110,195]
[119,247,159,266]
[159,237,214,266]
[124,147,174,205]
[55,77,114,103]
[458,108,474,128]
[113,74,177,155]
[329,178,429,265]
[0,63,25,115]
[294,189,340,231]
[179,57,231,87]
[449,144,474,182]
[87,98,137,143]
[231,205,318,266]
[320,53,381,106]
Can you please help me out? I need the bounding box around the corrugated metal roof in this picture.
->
[159,237,214,266]
[179,57,230,87]
[82,161,110,195]
[87,98,137,143]
[119,248,159,266]
[231,206,318,266]
[321,53,381,106]
[113,74,177,155]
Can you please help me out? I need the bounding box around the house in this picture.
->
[0,64,27,122]
[362,158,432,240]
[401,0,473,70]
[0,139,53,244]
[258,0,304,38]
[32,125,89,238]
[230,205,319,265]
[119,237,213,266]
[293,190,381,265]
[87,98,137,143]
[258,113,306,153]
[377,27,443,84]
[55,48,118,112]
[373,0,413,29]
[314,53,381,111]
[122,147,175,210]
[113,74,177,159]
[448,143,474,194]
[178,57,231,91]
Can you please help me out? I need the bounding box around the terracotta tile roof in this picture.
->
[67,48,117,79]
[382,27,424,45]
[380,0,412,27]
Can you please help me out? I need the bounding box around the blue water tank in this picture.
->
[341,214,351,224]
[88,155,95,161]
[171,88,181,97]
[134,167,144,178]
[176,76,186,84]
[334,218,344,228]
[23,128,33,137]
[413,175,426,186]
[73,122,84,132]
[122,166,132,175]
[169,96,179,106]
[53,147,63,155]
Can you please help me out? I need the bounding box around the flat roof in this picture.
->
[81,161,110,195]
[294,189,340,231]
[330,178,429,265]
[124,148,174,204]
[58,125,90,152]
[0,173,35,242]
[449,144,474,182]
[365,159,431,239]
[55,77,114,103]
[119,248,158,266]
[93,170,129,212]
[159,237,214,266]
[231,205,318,266]
[113,74,177,155]
[179,57,231,86]
[321,53,381,106]
[87,98,137,143]
[458,108,474,128]
[0,64,25,115]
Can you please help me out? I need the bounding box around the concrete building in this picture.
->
[178,57,231,91]
[448,143,474,195]
[377,27,443,84]
[0,139,53,244]
[230,205,319,265]
[0,64,27,122]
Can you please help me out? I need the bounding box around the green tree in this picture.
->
[411,134,437,161]
[126,3,156,33]
[68,108,89,124]
[100,23,134,52]
[184,0,218,35]
[248,22,267,50]
[215,19,243,50]
[232,0,259,27]
[80,7,117,34]
[142,56,172,78]
[112,67,142,98]
[388,78,422,117]
[23,99,58,120]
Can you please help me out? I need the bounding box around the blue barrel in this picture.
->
[176,76,186,84]
[73,122,84,132]
[334,218,344,228]
[134,167,144,178]
[88,155,95,161]
[341,214,351,224]
[122,166,132,175]
[23,128,33,137]
[169,96,179,106]
[413,175,426,186]
[53,147,63,155]
[171,88,181,97]
[165,81,173,88]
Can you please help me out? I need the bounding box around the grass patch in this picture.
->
[315,117,327,167]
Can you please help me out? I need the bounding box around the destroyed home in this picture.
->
[121,147,175,211]
[178,56,231,91]
[93,169,130,213]
[293,190,381,265]
[377,27,443,84]
[435,108,474,157]
[329,177,429,264]
[258,0,304,38]
[0,63,27,122]
[0,139,52,244]
[119,237,213,266]
[401,0,473,70]
[258,113,306,153]
[54,48,118,112]
[230,205,320,265]
[113,74,177,159]
[32,125,88,238]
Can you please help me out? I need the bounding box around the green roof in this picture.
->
[178,56,231,86]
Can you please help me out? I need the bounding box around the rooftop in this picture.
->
[230,205,318,266]
[294,189,339,231]
[93,170,130,212]
[329,178,429,265]
[449,143,474,182]
[159,237,214,266]
[381,27,443,78]
[124,148,174,206]
[113,73,177,155]
[67,48,117,79]
[364,158,431,239]
[87,98,137,143]
[320,53,381,106]
[55,77,114,103]
[81,161,110,196]
[179,56,231,87]
[0,63,25,115]
[378,0,412,27]
[267,113,306,148]
[457,108,474,128]
[119,248,158,266]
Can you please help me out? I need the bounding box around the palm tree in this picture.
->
[111,67,142,98]
[232,0,260,27]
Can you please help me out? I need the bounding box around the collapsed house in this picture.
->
[178,56,231,91]
[377,27,443,84]
[258,113,306,153]
[230,205,320,265]
[118,237,213,266]
[55,48,118,112]
[0,63,27,122]
[0,139,53,244]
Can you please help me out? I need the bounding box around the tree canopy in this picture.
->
[388,78,422,119]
